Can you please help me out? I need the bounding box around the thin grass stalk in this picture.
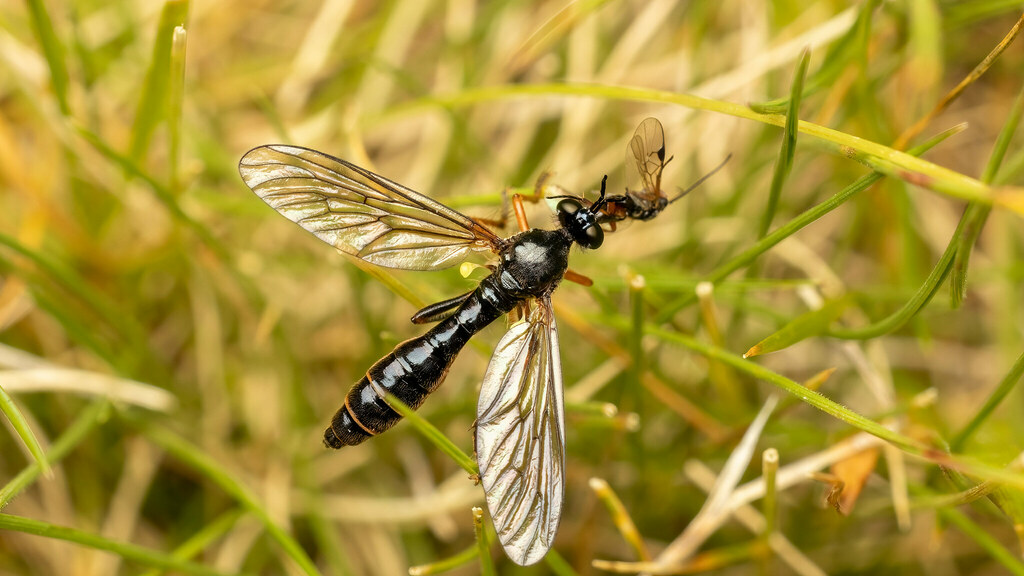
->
[685,461,827,576]
[384,392,478,475]
[0,233,152,358]
[138,509,245,576]
[390,84,1015,211]
[594,541,767,575]
[0,513,234,576]
[23,0,70,115]
[130,0,189,163]
[0,382,50,475]
[629,321,1024,490]
[655,124,964,323]
[544,549,579,576]
[472,507,496,576]
[951,83,1024,306]
[628,273,646,410]
[0,400,109,507]
[828,196,975,340]
[761,449,779,541]
[893,11,1024,150]
[408,544,478,575]
[75,127,226,259]
[951,350,1024,451]
[759,48,809,237]
[168,26,187,195]
[123,415,321,576]
[589,477,650,561]
[935,501,1024,575]
[695,282,744,409]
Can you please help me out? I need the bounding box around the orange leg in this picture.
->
[563,269,594,287]
[512,194,530,232]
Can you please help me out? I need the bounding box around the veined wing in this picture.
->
[476,300,565,566]
[239,145,503,270]
[626,117,667,201]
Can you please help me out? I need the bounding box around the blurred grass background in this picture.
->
[1,0,1024,574]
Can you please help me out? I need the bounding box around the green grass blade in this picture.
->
[937,503,1024,575]
[0,513,239,576]
[75,126,226,259]
[744,295,851,358]
[23,0,70,115]
[473,507,497,576]
[384,392,478,475]
[389,84,1017,212]
[951,350,1024,451]
[129,0,189,163]
[655,123,964,323]
[543,549,579,576]
[409,544,478,575]
[138,509,245,576]
[759,48,809,238]
[950,83,1024,307]
[0,233,152,361]
[0,400,109,507]
[638,321,1024,490]
[168,25,188,195]
[828,210,967,340]
[124,414,321,576]
[0,383,50,476]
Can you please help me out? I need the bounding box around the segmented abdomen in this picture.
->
[324,278,515,448]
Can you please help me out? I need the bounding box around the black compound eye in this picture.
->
[557,198,582,218]
[582,224,604,249]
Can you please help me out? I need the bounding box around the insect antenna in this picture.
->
[668,153,732,204]
[590,175,610,213]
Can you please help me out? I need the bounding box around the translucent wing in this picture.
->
[476,300,565,566]
[626,117,667,202]
[239,145,502,270]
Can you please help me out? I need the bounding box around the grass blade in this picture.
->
[950,83,1024,307]
[744,295,851,357]
[759,48,809,238]
[655,123,965,323]
[384,392,478,475]
[0,382,50,475]
[129,0,189,163]
[472,507,496,576]
[951,350,1024,451]
[124,414,321,576]
[393,84,1017,212]
[0,513,237,576]
[23,0,70,114]
[0,400,109,508]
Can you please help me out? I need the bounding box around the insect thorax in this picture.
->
[496,228,572,298]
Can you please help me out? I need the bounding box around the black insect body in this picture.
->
[238,145,607,566]
[325,224,585,449]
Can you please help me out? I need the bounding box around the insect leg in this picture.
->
[563,269,593,287]
[410,290,475,324]
[512,194,531,232]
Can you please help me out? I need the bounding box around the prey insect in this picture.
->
[544,118,729,226]
[238,145,614,566]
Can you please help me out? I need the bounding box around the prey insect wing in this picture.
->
[239,145,502,270]
[626,117,668,202]
[476,299,565,566]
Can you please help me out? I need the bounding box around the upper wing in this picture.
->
[475,300,565,566]
[239,145,503,270]
[626,117,667,202]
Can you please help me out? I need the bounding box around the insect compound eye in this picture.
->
[583,222,604,249]
[557,198,603,249]
[556,198,582,223]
